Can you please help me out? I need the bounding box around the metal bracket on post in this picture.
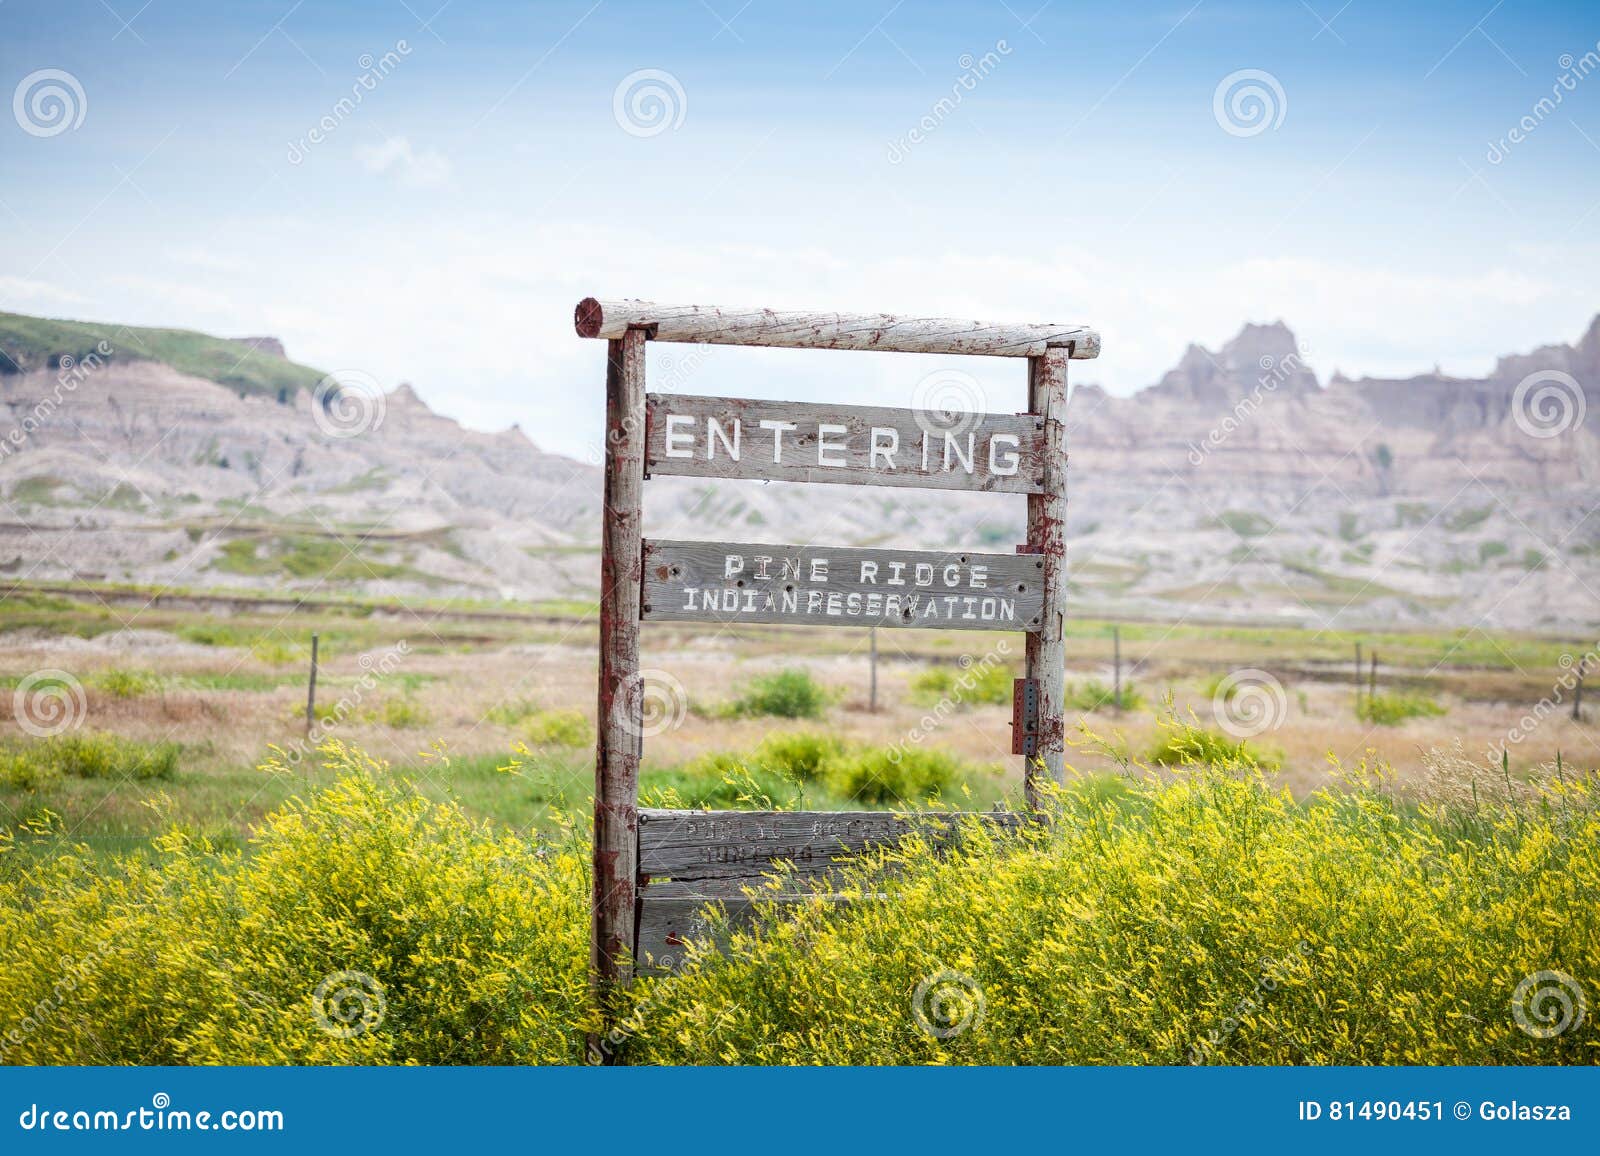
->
[1011,677,1040,757]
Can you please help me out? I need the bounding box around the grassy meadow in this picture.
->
[0,583,1596,1064]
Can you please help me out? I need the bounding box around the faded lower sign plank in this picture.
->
[635,896,821,975]
[644,393,1048,494]
[638,808,1023,888]
[634,808,1023,973]
[641,539,1045,632]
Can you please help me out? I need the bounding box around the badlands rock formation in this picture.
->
[0,312,1595,632]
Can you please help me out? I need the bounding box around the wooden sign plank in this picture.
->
[644,393,1047,494]
[636,895,822,975]
[640,807,1023,887]
[634,807,1024,974]
[641,539,1045,632]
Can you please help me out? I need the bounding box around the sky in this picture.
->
[2,0,1598,459]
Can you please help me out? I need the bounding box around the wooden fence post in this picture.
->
[1024,347,1069,809]
[1369,650,1378,702]
[592,327,647,1032]
[1112,625,1122,710]
[1354,641,1363,714]
[869,626,879,713]
[305,633,318,737]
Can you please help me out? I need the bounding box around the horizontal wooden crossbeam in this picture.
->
[574,297,1101,359]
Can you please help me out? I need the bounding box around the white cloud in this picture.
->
[355,137,452,188]
[0,276,91,312]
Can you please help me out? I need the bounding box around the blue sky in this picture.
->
[2,0,1598,457]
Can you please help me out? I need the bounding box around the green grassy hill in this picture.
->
[0,311,327,399]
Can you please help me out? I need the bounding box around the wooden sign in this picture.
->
[642,538,1044,631]
[644,393,1047,494]
[575,297,1098,1018]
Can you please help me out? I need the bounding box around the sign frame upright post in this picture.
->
[1024,346,1070,809]
[592,326,647,1039]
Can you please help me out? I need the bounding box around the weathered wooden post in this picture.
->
[869,626,879,713]
[304,632,319,737]
[1369,650,1378,702]
[1354,641,1363,714]
[592,327,647,1022]
[1575,669,1585,721]
[1024,347,1069,808]
[1112,625,1122,710]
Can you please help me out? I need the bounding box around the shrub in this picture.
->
[483,698,540,727]
[97,668,162,698]
[0,744,590,1064]
[909,663,1012,707]
[752,731,845,782]
[0,750,48,790]
[623,732,1600,1065]
[524,709,592,748]
[1358,692,1446,726]
[821,746,962,805]
[381,697,429,730]
[726,668,829,720]
[3,736,1597,1066]
[1066,678,1144,712]
[250,638,301,666]
[641,759,806,811]
[177,624,236,647]
[0,734,180,785]
[1147,726,1275,770]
